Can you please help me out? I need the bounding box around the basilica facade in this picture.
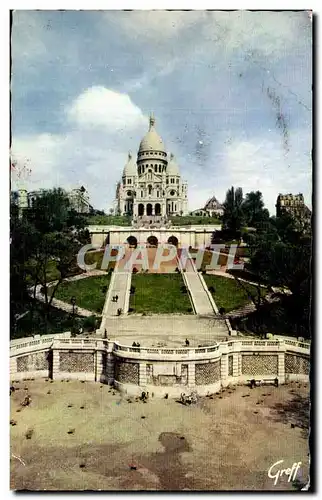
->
[115,115,188,218]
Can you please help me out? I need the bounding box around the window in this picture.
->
[166,178,169,184]
[127,178,132,184]
[171,178,174,184]
[154,165,157,172]
[141,191,143,197]
[176,178,179,184]
[127,190,132,196]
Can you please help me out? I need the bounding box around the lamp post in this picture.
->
[70,296,76,335]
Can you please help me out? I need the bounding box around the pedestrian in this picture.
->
[185,338,190,347]
[115,295,119,302]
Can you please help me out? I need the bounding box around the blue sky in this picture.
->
[11,10,312,213]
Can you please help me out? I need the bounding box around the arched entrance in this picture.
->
[127,236,138,248]
[147,203,153,216]
[168,235,179,247]
[155,203,161,216]
[138,204,144,216]
[147,235,158,247]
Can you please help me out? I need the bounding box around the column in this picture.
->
[52,349,60,380]
[10,357,17,381]
[187,362,195,388]
[277,353,285,383]
[139,363,147,387]
[232,353,240,377]
[95,344,105,382]
[106,352,115,385]
[220,354,229,386]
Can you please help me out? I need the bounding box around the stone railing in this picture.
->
[10,332,72,354]
[113,341,221,359]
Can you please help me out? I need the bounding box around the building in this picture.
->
[12,187,92,214]
[68,187,92,214]
[115,114,188,218]
[190,196,224,217]
[276,193,311,223]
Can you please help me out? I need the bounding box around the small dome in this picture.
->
[123,152,137,176]
[138,114,166,154]
[167,153,180,175]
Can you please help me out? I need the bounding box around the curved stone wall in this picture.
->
[10,336,310,396]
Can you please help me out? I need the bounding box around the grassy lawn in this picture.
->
[12,301,101,339]
[84,250,116,271]
[130,274,192,314]
[170,216,221,226]
[87,215,132,226]
[204,275,267,312]
[53,275,111,313]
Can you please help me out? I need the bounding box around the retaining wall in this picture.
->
[10,335,310,397]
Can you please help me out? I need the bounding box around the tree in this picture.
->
[10,200,36,324]
[246,212,311,337]
[242,191,270,228]
[11,188,88,334]
[222,186,245,239]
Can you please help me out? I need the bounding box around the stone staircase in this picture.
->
[178,257,216,315]
[101,264,132,321]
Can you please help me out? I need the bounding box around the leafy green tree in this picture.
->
[246,212,311,337]
[11,188,89,334]
[242,191,270,228]
[222,186,245,239]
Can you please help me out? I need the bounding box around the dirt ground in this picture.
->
[10,379,310,491]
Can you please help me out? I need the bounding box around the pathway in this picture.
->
[179,257,216,315]
[101,254,132,323]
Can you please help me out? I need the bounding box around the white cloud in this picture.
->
[67,87,147,131]
[215,135,311,213]
[11,87,150,211]
[11,133,67,189]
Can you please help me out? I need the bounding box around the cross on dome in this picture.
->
[149,112,155,129]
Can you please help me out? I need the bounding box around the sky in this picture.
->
[10,10,312,214]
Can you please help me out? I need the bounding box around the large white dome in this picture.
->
[138,115,166,153]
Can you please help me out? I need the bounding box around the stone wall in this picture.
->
[241,354,278,376]
[195,360,221,385]
[17,355,28,372]
[228,355,233,376]
[114,360,139,384]
[285,354,310,375]
[16,351,50,372]
[145,362,189,386]
[10,337,310,395]
[59,351,94,373]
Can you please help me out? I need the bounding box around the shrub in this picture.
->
[82,315,98,332]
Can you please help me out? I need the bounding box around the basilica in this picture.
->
[115,114,188,218]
